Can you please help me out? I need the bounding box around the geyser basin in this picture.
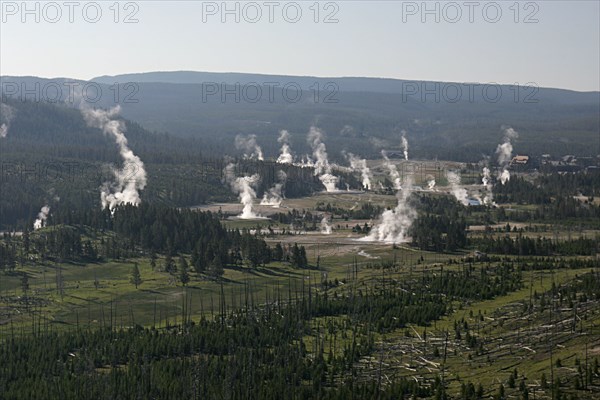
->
[227,215,270,221]
[356,236,411,244]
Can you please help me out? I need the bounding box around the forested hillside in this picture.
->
[0,100,336,228]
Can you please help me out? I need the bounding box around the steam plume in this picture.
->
[446,170,469,206]
[276,130,293,164]
[235,134,264,161]
[33,205,50,230]
[482,167,494,204]
[427,178,436,190]
[345,152,372,190]
[261,171,287,207]
[499,169,511,185]
[307,126,338,191]
[307,127,329,175]
[495,126,518,185]
[401,131,409,161]
[294,155,314,168]
[0,103,16,138]
[358,250,379,259]
[319,174,339,192]
[224,163,261,219]
[482,167,491,187]
[381,150,402,190]
[320,215,332,234]
[82,106,147,211]
[362,176,417,244]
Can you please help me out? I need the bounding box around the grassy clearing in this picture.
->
[0,257,314,334]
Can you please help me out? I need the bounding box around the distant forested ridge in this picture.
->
[3,73,599,162]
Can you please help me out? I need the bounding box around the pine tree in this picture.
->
[291,243,301,268]
[300,246,308,268]
[150,252,157,270]
[130,263,142,289]
[164,254,175,274]
[179,256,190,286]
[508,372,516,388]
[274,242,283,261]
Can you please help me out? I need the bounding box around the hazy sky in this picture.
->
[1,1,599,91]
